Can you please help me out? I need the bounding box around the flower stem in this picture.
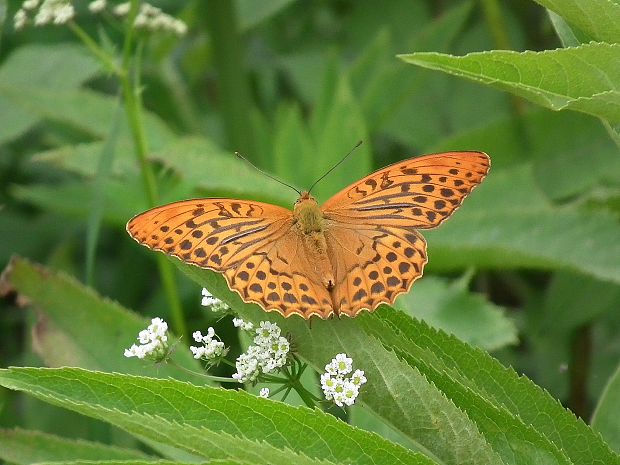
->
[116,5,186,341]
[69,22,122,76]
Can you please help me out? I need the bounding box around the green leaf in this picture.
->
[534,0,620,43]
[0,428,150,465]
[0,368,436,465]
[2,86,174,147]
[351,1,474,132]
[592,364,620,454]
[0,257,203,383]
[0,44,99,143]
[149,136,295,205]
[428,109,620,200]
[182,264,618,465]
[395,276,517,351]
[425,164,620,285]
[399,43,620,123]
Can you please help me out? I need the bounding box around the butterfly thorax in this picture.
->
[293,192,335,292]
[293,192,325,234]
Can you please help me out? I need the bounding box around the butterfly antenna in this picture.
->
[307,140,363,194]
[235,152,302,195]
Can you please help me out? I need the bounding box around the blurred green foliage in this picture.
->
[1,0,620,464]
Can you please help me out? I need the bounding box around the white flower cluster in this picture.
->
[14,0,75,29]
[320,353,367,407]
[232,321,290,383]
[124,317,169,361]
[201,288,230,313]
[259,387,270,398]
[113,1,187,36]
[190,328,226,361]
[232,317,254,331]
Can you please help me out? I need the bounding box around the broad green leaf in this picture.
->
[184,266,571,465]
[11,179,146,226]
[399,43,620,123]
[534,0,620,43]
[428,110,620,200]
[592,364,620,454]
[0,44,99,143]
[1,86,174,148]
[33,141,139,179]
[395,276,517,351]
[351,1,474,132]
[183,264,619,465]
[0,428,150,464]
[0,368,436,465]
[150,136,295,205]
[0,257,203,383]
[425,164,620,285]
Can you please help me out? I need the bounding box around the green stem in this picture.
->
[69,22,122,76]
[203,0,255,155]
[117,6,187,341]
[479,0,526,116]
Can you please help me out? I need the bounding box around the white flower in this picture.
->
[321,353,365,407]
[113,2,130,16]
[88,0,106,13]
[232,317,254,331]
[23,0,40,10]
[201,288,229,312]
[232,321,290,383]
[259,387,270,398]
[131,2,188,36]
[14,9,28,29]
[52,3,74,23]
[124,317,170,362]
[189,326,226,361]
[351,369,367,386]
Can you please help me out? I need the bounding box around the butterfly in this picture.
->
[127,151,490,319]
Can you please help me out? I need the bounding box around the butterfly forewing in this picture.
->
[127,198,334,319]
[321,151,490,229]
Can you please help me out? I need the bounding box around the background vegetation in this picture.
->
[1,0,619,464]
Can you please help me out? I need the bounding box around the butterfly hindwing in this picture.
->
[325,224,427,317]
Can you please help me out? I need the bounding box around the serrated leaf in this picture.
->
[180,264,618,465]
[399,43,620,123]
[0,257,203,383]
[0,428,151,465]
[0,368,436,465]
[534,0,620,43]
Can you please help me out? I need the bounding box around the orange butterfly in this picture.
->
[127,151,490,319]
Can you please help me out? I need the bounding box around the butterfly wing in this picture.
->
[322,151,490,229]
[127,199,333,319]
[321,151,490,317]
